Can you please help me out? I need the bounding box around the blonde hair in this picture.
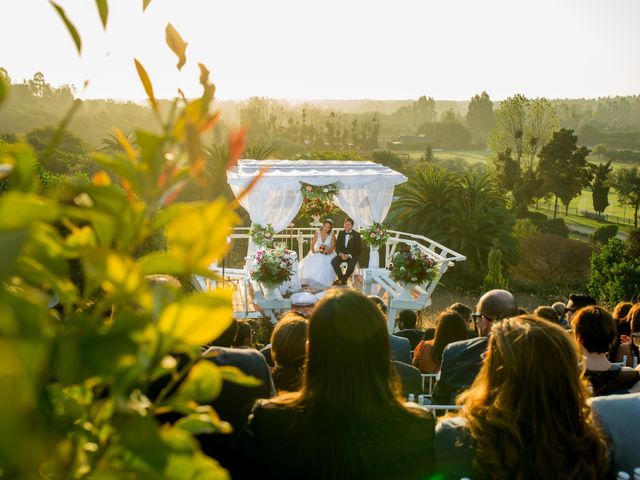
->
[457,315,608,480]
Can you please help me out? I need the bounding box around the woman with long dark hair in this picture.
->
[232,289,435,479]
[436,315,609,479]
[413,309,468,373]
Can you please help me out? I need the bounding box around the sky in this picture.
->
[1,0,639,101]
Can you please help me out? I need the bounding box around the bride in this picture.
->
[299,220,337,290]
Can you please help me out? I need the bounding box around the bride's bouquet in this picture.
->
[318,244,327,255]
[250,247,296,285]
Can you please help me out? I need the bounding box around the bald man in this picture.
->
[432,289,518,405]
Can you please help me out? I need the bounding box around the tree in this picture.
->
[488,95,559,217]
[591,161,612,218]
[589,232,640,305]
[420,145,433,163]
[392,165,517,285]
[612,166,640,228]
[440,108,459,124]
[466,91,494,142]
[537,128,592,219]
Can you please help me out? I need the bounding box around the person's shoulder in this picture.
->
[444,336,487,355]
[435,417,471,448]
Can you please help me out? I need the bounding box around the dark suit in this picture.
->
[199,346,275,467]
[331,229,362,282]
[389,334,412,365]
[394,329,424,351]
[432,336,488,405]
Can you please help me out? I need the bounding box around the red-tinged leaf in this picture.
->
[95,0,109,29]
[113,128,137,161]
[91,171,111,186]
[50,1,82,55]
[133,59,158,114]
[227,129,246,171]
[142,0,152,11]
[199,111,221,134]
[160,180,188,207]
[165,23,188,71]
[230,166,268,210]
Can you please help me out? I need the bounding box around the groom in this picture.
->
[331,217,362,286]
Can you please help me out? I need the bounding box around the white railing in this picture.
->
[223,226,466,330]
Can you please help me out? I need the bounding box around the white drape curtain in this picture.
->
[230,180,303,257]
[334,179,397,227]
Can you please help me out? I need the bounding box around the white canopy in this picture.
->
[227,159,407,232]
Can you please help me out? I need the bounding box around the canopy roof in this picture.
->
[227,159,407,188]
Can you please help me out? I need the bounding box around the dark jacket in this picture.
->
[435,417,474,480]
[395,329,424,351]
[432,336,488,405]
[390,334,412,365]
[335,229,362,259]
[393,360,423,398]
[231,399,436,479]
[199,347,275,466]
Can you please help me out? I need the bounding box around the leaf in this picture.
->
[114,128,138,161]
[138,252,186,277]
[157,291,233,346]
[95,0,109,29]
[226,129,246,171]
[0,193,60,231]
[176,360,222,404]
[0,230,29,280]
[174,412,231,435]
[165,199,238,270]
[217,366,263,387]
[49,1,82,55]
[165,23,188,71]
[142,0,153,11]
[134,59,158,114]
[2,141,38,192]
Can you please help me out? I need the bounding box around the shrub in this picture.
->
[539,218,569,237]
[591,224,619,245]
[588,231,640,305]
[512,233,592,292]
[526,211,548,225]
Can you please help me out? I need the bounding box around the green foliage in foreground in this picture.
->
[0,3,252,478]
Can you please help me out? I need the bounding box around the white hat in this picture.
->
[291,291,317,306]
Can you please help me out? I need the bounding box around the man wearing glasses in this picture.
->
[432,289,518,405]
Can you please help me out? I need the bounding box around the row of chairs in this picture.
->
[414,373,461,414]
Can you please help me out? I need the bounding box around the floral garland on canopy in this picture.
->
[389,244,438,285]
[250,223,275,247]
[360,222,389,249]
[299,183,339,218]
[250,247,296,285]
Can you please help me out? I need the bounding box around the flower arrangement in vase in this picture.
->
[360,222,389,249]
[389,244,438,285]
[250,247,296,286]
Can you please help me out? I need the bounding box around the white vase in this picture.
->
[310,215,322,227]
[368,245,380,268]
[397,282,418,301]
[261,282,282,300]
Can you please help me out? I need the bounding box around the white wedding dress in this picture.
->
[299,233,337,290]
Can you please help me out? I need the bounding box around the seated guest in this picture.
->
[572,306,640,396]
[610,301,635,366]
[370,295,413,364]
[393,360,423,398]
[413,310,468,374]
[565,293,597,323]
[432,289,518,405]
[389,334,412,365]
[394,310,423,350]
[422,327,436,341]
[534,305,560,324]
[591,392,640,475]
[232,320,254,348]
[199,320,275,465]
[436,315,609,479]
[271,312,308,393]
[552,301,569,327]
[232,289,436,479]
[449,302,476,338]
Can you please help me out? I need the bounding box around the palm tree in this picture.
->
[98,130,137,153]
[392,165,516,283]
